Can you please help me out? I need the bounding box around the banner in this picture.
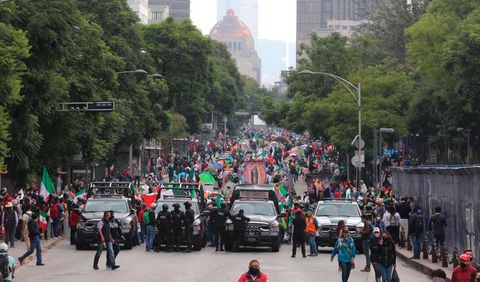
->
[243,160,266,185]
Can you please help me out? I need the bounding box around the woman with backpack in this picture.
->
[331,226,357,282]
[1,203,18,248]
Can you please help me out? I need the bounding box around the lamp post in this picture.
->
[117,69,163,177]
[299,69,362,189]
[376,128,394,188]
[456,127,471,164]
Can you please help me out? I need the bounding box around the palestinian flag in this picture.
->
[39,210,48,230]
[39,166,55,200]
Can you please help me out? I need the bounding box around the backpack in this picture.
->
[143,210,150,225]
[57,204,64,218]
[415,214,424,233]
[3,210,15,228]
[0,254,11,279]
[50,204,58,220]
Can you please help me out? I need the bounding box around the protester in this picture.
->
[305,210,318,257]
[451,254,476,282]
[408,206,423,259]
[0,243,15,282]
[332,227,356,282]
[397,197,411,246]
[360,214,373,272]
[376,231,396,282]
[291,210,306,258]
[2,202,18,248]
[21,210,32,250]
[237,259,269,282]
[369,227,382,282]
[431,269,447,281]
[18,212,43,266]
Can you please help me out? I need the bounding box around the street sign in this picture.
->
[234,111,249,116]
[351,135,365,149]
[351,152,365,168]
[0,165,7,174]
[58,101,115,112]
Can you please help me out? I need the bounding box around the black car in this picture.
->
[76,196,137,250]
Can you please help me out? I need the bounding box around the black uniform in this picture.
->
[212,206,230,251]
[184,202,195,252]
[109,216,122,259]
[231,212,250,250]
[156,209,172,251]
[171,206,184,251]
[292,212,306,257]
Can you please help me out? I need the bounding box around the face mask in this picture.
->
[432,280,444,282]
[248,267,260,276]
[373,233,380,238]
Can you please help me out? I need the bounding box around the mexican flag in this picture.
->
[39,210,48,230]
[40,166,55,200]
[279,185,288,197]
[68,190,86,203]
[216,194,222,207]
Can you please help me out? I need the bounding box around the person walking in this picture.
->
[451,254,476,282]
[382,206,400,244]
[305,210,318,256]
[397,197,411,246]
[2,202,18,248]
[291,210,307,258]
[69,203,80,245]
[376,231,396,282]
[331,227,356,282]
[109,211,123,261]
[408,206,423,259]
[18,212,43,266]
[237,259,269,282]
[93,211,118,270]
[360,215,373,272]
[21,210,31,250]
[429,207,447,249]
[370,227,382,282]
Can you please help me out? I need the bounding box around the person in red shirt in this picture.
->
[452,254,476,282]
[238,259,269,282]
[334,189,342,199]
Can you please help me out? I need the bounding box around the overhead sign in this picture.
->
[58,101,115,112]
[351,135,365,150]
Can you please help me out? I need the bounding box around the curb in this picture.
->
[17,236,64,267]
[396,250,451,282]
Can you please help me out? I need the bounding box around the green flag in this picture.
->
[216,194,222,207]
[279,185,288,197]
[40,166,55,199]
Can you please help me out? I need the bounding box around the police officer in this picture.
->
[231,209,250,251]
[184,201,195,253]
[213,202,230,251]
[109,211,124,262]
[156,204,172,252]
[93,211,118,270]
[171,203,184,252]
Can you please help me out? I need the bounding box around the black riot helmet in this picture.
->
[173,203,180,210]
[162,204,169,211]
[184,201,192,209]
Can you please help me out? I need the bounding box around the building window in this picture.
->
[152,11,163,20]
[237,42,241,51]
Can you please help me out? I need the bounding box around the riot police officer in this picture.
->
[213,202,230,251]
[170,203,184,252]
[231,209,250,251]
[109,211,124,261]
[184,201,195,253]
[156,204,172,252]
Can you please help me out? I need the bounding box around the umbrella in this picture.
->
[213,162,223,169]
[199,172,216,184]
[272,136,289,144]
[175,172,187,180]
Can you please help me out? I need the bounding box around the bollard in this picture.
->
[422,236,429,259]
[399,230,406,248]
[451,248,460,268]
[431,242,438,263]
[441,244,449,268]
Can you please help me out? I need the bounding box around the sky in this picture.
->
[190,0,296,42]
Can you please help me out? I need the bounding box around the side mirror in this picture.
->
[130,209,136,215]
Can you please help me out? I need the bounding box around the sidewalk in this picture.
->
[7,236,64,267]
[396,246,453,281]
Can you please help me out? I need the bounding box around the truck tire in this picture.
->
[76,242,85,250]
[271,240,280,252]
[193,236,202,251]
[225,239,233,252]
[124,236,133,250]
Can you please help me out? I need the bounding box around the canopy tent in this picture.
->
[199,172,216,184]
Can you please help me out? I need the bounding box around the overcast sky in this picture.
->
[191,0,296,42]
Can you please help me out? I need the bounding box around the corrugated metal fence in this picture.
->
[391,166,480,259]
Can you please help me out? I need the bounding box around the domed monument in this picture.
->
[210,9,261,84]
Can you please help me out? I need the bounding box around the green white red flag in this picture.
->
[40,166,55,200]
[39,210,48,230]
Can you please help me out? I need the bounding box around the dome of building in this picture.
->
[210,9,253,41]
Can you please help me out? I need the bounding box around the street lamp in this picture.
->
[117,69,163,177]
[299,69,362,189]
[456,127,471,164]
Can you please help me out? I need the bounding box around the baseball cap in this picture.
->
[459,254,471,261]
[373,227,381,233]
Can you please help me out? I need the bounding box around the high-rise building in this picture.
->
[127,0,150,24]
[149,0,190,22]
[210,9,261,84]
[149,4,169,24]
[217,0,258,45]
[296,0,374,59]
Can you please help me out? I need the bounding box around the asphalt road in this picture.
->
[14,240,431,282]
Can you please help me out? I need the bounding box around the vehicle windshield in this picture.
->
[316,203,360,217]
[231,202,276,216]
[84,200,129,213]
[154,201,199,215]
